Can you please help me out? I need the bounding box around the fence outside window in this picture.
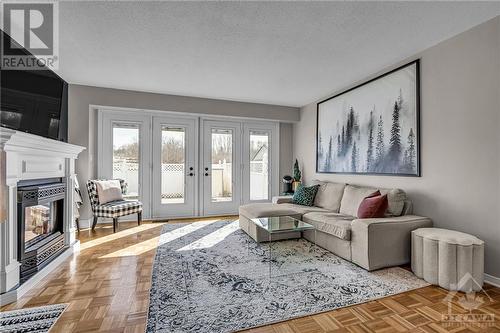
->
[112,159,268,202]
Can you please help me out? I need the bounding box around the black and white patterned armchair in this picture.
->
[86,179,142,233]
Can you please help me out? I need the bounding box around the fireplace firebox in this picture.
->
[17,180,68,283]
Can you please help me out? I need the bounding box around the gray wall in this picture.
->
[294,17,500,277]
[68,85,299,219]
[279,123,294,181]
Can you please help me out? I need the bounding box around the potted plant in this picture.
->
[292,159,301,192]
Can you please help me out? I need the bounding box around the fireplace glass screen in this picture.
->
[24,203,54,246]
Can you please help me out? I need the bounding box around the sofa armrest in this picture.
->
[272,195,293,204]
[350,215,432,271]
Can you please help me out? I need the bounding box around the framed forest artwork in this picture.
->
[316,60,420,176]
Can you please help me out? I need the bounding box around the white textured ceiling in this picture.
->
[58,1,500,107]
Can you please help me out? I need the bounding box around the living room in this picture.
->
[1,1,500,332]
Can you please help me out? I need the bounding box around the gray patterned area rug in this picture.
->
[0,303,67,333]
[146,220,428,333]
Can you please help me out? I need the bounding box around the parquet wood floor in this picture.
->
[1,217,499,333]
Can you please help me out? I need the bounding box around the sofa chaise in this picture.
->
[239,181,432,271]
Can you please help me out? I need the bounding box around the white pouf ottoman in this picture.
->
[411,228,484,292]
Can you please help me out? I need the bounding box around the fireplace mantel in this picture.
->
[0,128,85,305]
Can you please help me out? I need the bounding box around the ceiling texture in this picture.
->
[58,1,500,107]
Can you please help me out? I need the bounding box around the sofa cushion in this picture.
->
[302,212,354,240]
[312,180,346,212]
[340,184,408,217]
[239,203,302,219]
[279,203,330,215]
[340,185,377,217]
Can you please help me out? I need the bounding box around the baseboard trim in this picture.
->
[77,214,238,230]
[484,273,500,288]
[0,241,80,306]
[78,218,92,229]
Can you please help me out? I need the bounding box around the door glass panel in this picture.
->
[112,124,139,200]
[211,128,232,202]
[250,130,269,201]
[161,126,185,204]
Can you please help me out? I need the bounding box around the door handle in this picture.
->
[204,172,209,176]
[188,172,195,176]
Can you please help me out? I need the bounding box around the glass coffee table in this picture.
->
[251,215,315,237]
[251,216,317,270]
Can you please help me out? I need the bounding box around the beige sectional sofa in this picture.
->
[239,181,432,271]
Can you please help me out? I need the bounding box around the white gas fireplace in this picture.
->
[0,128,84,305]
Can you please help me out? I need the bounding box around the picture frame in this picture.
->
[316,60,420,176]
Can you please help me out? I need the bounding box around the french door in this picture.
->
[98,111,151,218]
[152,116,198,218]
[242,122,278,203]
[201,120,241,216]
[98,109,279,220]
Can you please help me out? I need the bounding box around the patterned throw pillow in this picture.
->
[292,185,320,206]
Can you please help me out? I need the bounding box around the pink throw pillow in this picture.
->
[357,191,388,218]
